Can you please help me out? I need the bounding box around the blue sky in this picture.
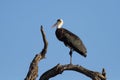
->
[0,0,120,80]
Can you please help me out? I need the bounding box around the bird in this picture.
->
[52,19,87,64]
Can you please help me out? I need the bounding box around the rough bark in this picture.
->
[24,26,48,80]
[39,64,106,80]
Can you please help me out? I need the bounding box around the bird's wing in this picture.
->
[62,28,87,55]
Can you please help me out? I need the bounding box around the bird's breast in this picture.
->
[55,29,64,41]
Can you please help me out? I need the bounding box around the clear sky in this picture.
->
[0,0,120,80]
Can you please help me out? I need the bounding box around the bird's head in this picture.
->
[52,19,63,28]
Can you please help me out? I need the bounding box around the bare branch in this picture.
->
[39,64,106,80]
[25,25,48,80]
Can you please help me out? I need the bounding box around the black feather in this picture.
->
[55,28,87,57]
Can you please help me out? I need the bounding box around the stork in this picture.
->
[52,19,87,64]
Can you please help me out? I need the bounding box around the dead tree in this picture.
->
[24,26,48,80]
[25,26,106,80]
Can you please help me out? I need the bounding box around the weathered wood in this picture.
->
[24,26,48,80]
[39,64,106,80]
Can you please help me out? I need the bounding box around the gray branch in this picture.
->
[39,64,106,80]
[24,26,48,80]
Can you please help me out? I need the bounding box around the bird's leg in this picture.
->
[69,48,73,64]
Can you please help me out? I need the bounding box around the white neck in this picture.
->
[57,24,62,28]
[57,21,63,29]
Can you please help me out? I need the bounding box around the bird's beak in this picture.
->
[51,22,58,28]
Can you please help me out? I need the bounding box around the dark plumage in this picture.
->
[56,28,87,57]
[52,19,87,64]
